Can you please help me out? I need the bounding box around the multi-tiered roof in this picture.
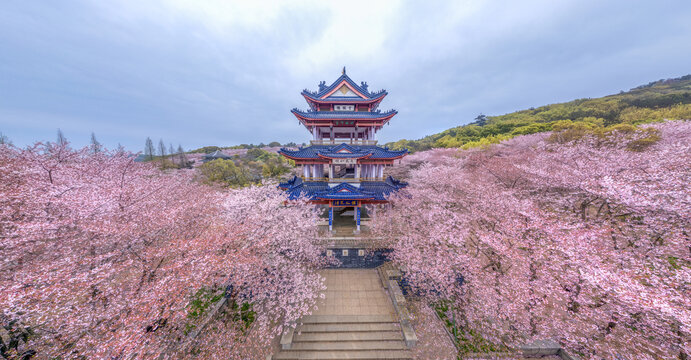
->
[278,68,408,212]
[291,68,398,134]
[299,71,389,110]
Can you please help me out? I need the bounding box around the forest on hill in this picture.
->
[386,75,691,151]
[136,137,294,187]
[196,148,292,187]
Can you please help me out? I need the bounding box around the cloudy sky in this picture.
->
[1,0,690,151]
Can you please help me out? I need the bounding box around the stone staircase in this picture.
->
[332,225,356,237]
[273,269,412,360]
[274,314,411,359]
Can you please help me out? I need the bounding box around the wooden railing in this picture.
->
[310,139,378,146]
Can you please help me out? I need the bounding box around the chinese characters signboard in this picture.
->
[332,200,360,207]
[332,158,357,165]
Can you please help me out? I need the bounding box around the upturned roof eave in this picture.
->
[280,177,407,202]
[317,74,369,98]
[291,109,398,121]
[301,72,389,99]
[279,144,408,161]
[301,91,387,104]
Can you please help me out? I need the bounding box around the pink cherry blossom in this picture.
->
[373,120,690,359]
[0,142,325,359]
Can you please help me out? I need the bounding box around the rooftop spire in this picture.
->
[342,66,346,75]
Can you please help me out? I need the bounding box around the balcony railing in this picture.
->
[301,176,385,183]
[310,139,378,146]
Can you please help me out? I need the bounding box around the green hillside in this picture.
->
[386,75,691,152]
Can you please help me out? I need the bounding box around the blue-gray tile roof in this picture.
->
[302,92,387,103]
[291,109,397,119]
[278,176,407,201]
[301,73,387,100]
[279,143,408,160]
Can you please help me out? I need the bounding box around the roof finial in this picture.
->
[342,66,346,75]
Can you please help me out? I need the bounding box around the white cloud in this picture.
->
[96,0,300,36]
[97,0,408,73]
[154,0,295,32]
[283,0,403,74]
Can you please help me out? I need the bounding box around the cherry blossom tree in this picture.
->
[0,142,325,359]
[373,120,690,359]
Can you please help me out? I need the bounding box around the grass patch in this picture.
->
[433,300,509,355]
[667,256,682,270]
[183,287,256,336]
[225,301,255,332]
[187,288,225,320]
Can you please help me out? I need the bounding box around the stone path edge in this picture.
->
[377,266,417,348]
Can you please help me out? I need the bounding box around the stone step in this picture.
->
[273,350,413,360]
[301,315,396,324]
[298,323,401,333]
[289,340,406,351]
[294,331,404,342]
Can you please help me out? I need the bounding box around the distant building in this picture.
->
[278,68,408,232]
[201,150,231,162]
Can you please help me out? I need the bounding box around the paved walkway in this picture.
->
[313,269,395,317]
[274,269,412,359]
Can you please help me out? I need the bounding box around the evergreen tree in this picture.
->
[144,137,155,161]
[473,114,488,126]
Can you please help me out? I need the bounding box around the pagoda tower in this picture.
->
[279,68,408,232]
